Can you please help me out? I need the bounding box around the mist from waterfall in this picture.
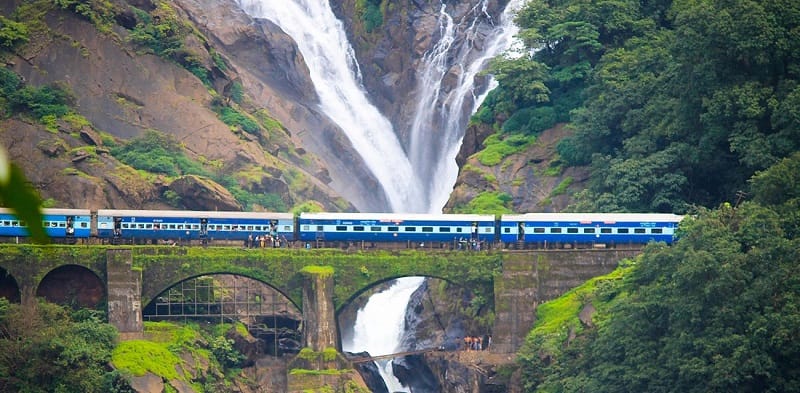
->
[236,0,420,213]
[408,0,527,212]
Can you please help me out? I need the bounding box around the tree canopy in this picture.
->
[483,0,800,213]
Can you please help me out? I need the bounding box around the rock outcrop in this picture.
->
[168,175,242,211]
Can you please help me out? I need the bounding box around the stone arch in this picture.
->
[0,266,21,303]
[145,273,304,355]
[36,264,105,309]
[337,275,486,354]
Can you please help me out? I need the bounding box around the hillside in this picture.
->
[0,0,363,212]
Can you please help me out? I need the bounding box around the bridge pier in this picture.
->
[106,249,143,338]
[300,267,339,351]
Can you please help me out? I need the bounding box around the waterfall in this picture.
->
[343,277,426,393]
[236,0,421,213]
[408,0,527,212]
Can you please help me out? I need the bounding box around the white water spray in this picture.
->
[343,277,426,393]
[236,0,420,212]
[408,0,528,212]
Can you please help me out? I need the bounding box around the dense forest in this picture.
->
[516,152,800,392]
[479,0,800,213]
[473,0,800,389]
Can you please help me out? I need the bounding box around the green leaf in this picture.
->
[0,164,48,244]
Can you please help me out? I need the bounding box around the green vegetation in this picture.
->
[355,0,383,33]
[112,321,245,388]
[516,155,800,392]
[474,133,535,166]
[479,0,800,213]
[53,0,117,33]
[214,105,261,135]
[452,191,513,215]
[109,130,208,178]
[0,15,29,49]
[0,301,130,392]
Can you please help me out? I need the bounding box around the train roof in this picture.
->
[96,209,293,219]
[501,213,684,223]
[299,212,496,222]
[0,208,92,216]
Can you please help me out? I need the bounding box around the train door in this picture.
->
[200,218,208,246]
[517,222,525,242]
[113,217,122,243]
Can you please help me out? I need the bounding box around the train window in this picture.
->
[2,221,8,226]
[533,227,545,233]
[617,228,629,233]
[371,227,382,232]
[503,228,510,233]
[192,225,199,230]
[283,225,291,231]
[422,227,433,232]
[301,225,309,231]
[177,224,184,230]
[634,228,646,234]
[146,224,152,229]
[169,224,176,229]
[651,228,663,234]
[80,222,87,228]
[388,227,399,232]
[550,228,562,233]
[59,222,66,227]
[456,228,463,232]
[584,228,595,234]
[51,222,58,227]
[354,226,365,231]
[567,228,579,233]
[222,225,230,230]
[336,226,347,231]
[316,226,323,231]
[405,227,417,232]
[440,227,451,232]
[138,224,145,229]
[122,223,130,229]
[246,225,253,231]
[601,228,612,234]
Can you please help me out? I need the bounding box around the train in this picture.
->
[0,208,683,249]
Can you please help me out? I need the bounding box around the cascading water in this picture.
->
[408,0,527,212]
[236,0,421,213]
[343,277,426,393]
[235,0,525,390]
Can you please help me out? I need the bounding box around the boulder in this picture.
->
[168,175,242,211]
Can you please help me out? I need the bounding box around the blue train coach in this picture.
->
[97,209,294,243]
[500,213,683,247]
[0,208,92,239]
[298,212,496,244]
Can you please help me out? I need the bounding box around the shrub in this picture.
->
[110,130,208,177]
[0,16,29,49]
[216,106,261,135]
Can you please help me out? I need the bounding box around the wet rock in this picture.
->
[393,354,440,393]
[346,351,389,393]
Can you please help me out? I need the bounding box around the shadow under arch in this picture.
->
[143,272,304,356]
[36,264,105,309]
[0,266,21,303]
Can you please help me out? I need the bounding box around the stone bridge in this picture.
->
[0,245,641,353]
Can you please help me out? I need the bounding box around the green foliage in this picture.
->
[228,81,244,104]
[452,191,513,214]
[0,145,47,243]
[550,176,573,197]
[213,174,287,211]
[216,106,261,135]
[0,15,29,49]
[355,0,383,32]
[517,199,800,392]
[475,133,535,166]
[0,301,122,392]
[292,200,324,215]
[502,106,557,135]
[53,0,116,32]
[110,130,208,177]
[209,336,245,368]
[8,83,73,120]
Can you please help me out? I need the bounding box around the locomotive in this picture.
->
[0,208,683,249]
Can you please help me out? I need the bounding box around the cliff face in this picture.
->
[0,0,362,211]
